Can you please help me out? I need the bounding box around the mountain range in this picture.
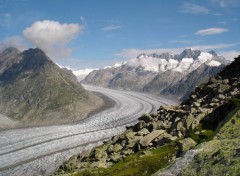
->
[82,48,229,99]
[0,47,103,129]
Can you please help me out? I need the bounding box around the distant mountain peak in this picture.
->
[179,48,201,59]
[22,48,53,68]
[208,50,218,56]
[1,47,20,55]
[137,53,148,59]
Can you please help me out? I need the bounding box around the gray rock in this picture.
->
[193,102,201,107]
[139,114,153,123]
[184,116,195,130]
[217,84,231,93]
[110,153,122,162]
[125,130,136,140]
[137,128,150,136]
[139,130,165,147]
[176,121,185,132]
[90,158,108,168]
[178,138,197,153]
[107,144,123,153]
[216,94,225,100]
[133,120,147,131]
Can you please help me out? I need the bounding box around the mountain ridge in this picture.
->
[83,48,229,99]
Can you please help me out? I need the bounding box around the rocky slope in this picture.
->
[0,47,103,129]
[83,49,228,99]
[53,55,239,176]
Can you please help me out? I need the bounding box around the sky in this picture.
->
[0,0,240,69]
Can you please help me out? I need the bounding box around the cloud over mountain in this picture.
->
[23,20,83,58]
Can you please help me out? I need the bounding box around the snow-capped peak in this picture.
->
[56,64,97,81]
[73,68,97,81]
[136,53,148,59]
[120,49,226,73]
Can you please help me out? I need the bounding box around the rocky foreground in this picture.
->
[53,56,240,176]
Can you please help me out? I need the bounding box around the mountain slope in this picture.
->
[160,63,225,99]
[83,49,228,99]
[83,65,157,91]
[0,48,103,128]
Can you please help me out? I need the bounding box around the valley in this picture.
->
[0,85,176,176]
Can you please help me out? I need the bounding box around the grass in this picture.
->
[72,142,178,176]
[188,124,215,144]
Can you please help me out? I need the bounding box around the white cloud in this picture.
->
[116,43,239,58]
[102,25,122,31]
[116,48,184,58]
[190,43,238,50]
[211,0,240,7]
[23,20,83,58]
[219,50,240,60]
[180,2,210,14]
[80,16,87,26]
[168,40,201,44]
[217,21,227,25]
[0,36,28,52]
[0,12,12,27]
[195,28,228,35]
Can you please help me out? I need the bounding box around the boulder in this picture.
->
[133,120,147,131]
[161,121,172,130]
[125,130,136,140]
[139,130,165,147]
[139,114,153,123]
[216,94,226,100]
[222,79,229,84]
[217,84,231,94]
[61,155,78,171]
[155,133,177,146]
[193,102,201,107]
[147,121,159,131]
[127,136,141,148]
[122,149,133,156]
[107,144,123,153]
[110,153,122,162]
[178,138,197,153]
[90,158,108,168]
[176,121,185,132]
[92,145,108,160]
[137,128,150,136]
[184,116,195,130]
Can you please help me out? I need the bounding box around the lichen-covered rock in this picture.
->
[137,128,150,136]
[178,138,197,154]
[107,144,123,153]
[91,145,109,160]
[110,152,122,162]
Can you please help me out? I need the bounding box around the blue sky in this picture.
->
[0,0,240,69]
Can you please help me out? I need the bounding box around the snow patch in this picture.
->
[174,58,194,72]
[198,52,212,63]
[73,69,96,81]
[207,60,221,66]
